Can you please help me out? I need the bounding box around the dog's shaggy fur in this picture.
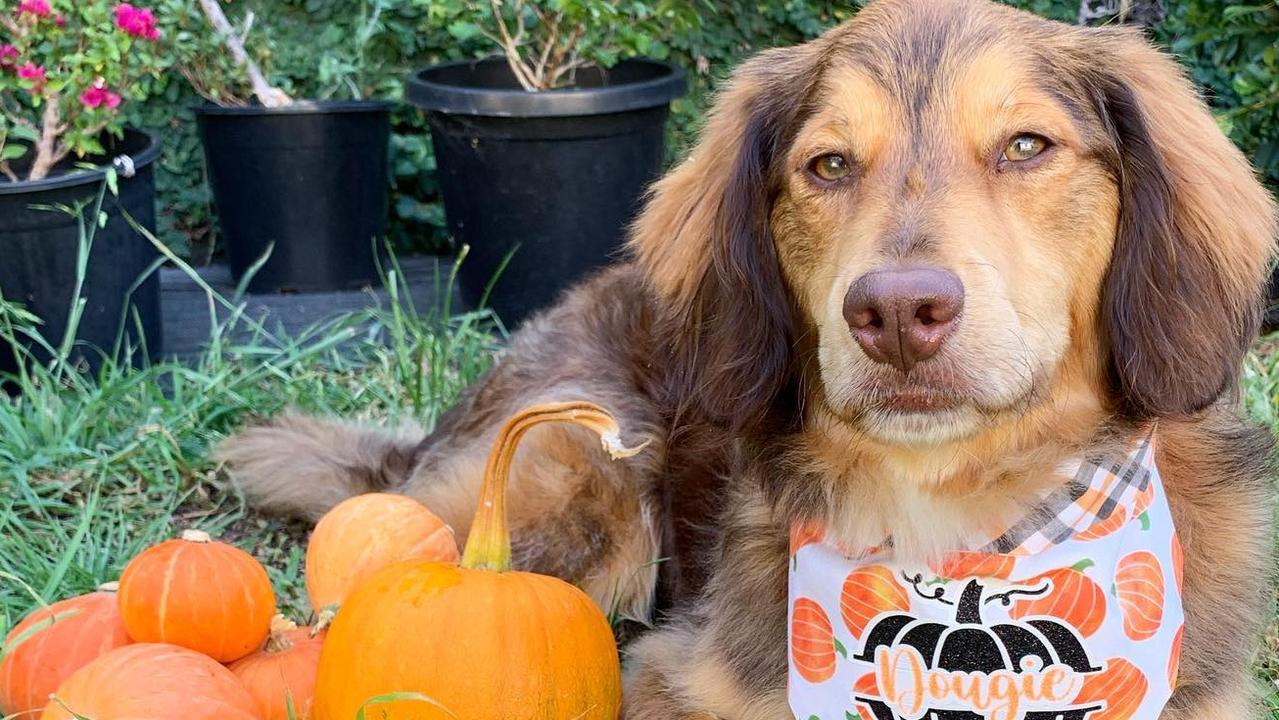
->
[219,0,1279,716]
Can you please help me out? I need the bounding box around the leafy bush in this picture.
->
[137,0,1277,261]
[1159,1,1279,190]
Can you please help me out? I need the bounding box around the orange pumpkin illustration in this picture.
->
[1132,479,1155,518]
[790,597,837,683]
[1115,550,1165,641]
[1075,657,1148,720]
[1170,534,1184,595]
[929,551,1015,580]
[1009,562,1106,637]
[851,672,880,720]
[1168,624,1184,689]
[841,565,910,638]
[1075,505,1127,542]
[789,520,825,555]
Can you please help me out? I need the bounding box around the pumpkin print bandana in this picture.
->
[788,432,1185,720]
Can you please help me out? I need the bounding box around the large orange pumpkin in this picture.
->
[1073,657,1148,720]
[790,597,837,683]
[1114,550,1165,641]
[306,492,458,616]
[313,402,641,720]
[230,616,326,720]
[1009,561,1106,638]
[40,643,262,720]
[0,585,131,717]
[841,565,910,638]
[117,529,276,662]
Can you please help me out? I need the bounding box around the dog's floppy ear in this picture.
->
[1086,29,1277,418]
[628,45,826,431]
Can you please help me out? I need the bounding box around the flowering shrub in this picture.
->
[441,0,696,91]
[0,0,168,181]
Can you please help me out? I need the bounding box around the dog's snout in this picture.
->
[843,266,965,373]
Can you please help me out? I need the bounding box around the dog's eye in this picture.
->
[1002,134,1050,164]
[809,153,853,182]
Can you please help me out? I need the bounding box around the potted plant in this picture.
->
[0,0,167,377]
[406,0,688,325]
[175,0,393,294]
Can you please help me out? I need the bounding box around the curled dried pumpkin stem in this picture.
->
[461,401,648,572]
[265,614,299,652]
[97,581,119,593]
[313,605,338,634]
[181,529,212,543]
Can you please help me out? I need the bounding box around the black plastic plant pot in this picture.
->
[406,57,687,326]
[195,101,392,293]
[0,128,163,380]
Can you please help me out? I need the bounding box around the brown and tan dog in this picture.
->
[219,0,1278,716]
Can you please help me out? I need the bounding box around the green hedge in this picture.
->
[134,0,1278,260]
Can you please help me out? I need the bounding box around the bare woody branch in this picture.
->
[195,0,292,107]
[489,0,539,91]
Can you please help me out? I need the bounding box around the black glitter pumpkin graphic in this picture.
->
[852,576,1105,720]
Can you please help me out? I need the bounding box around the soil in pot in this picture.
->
[0,128,163,380]
[196,101,392,294]
[407,58,686,327]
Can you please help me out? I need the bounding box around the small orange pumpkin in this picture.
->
[117,529,276,662]
[1074,505,1127,542]
[0,584,131,717]
[313,401,639,720]
[789,519,825,555]
[790,597,837,683]
[1073,657,1148,720]
[929,551,1016,580]
[1009,561,1106,638]
[40,643,262,720]
[1170,533,1184,595]
[1114,550,1165,641]
[1168,624,1184,689]
[230,616,326,720]
[841,565,911,638]
[1131,480,1155,518]
[852,671,881,719]
[306,492,458,616]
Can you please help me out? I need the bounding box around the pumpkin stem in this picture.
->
[97,581,119,593]
[955,579,986,624]
[461,401,648,572]
[181,529,212,543]
[1070,558,1096,573]
[314,605,337,634]
[265,614,299,653]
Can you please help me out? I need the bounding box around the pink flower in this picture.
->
[16,0,51,18]
[54,13,64,26]
[16,62,46,92]
[113,3,159,40]
[0,45,18,71]
[79,81,122,111]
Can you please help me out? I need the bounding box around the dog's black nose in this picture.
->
[843,266,965,373]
